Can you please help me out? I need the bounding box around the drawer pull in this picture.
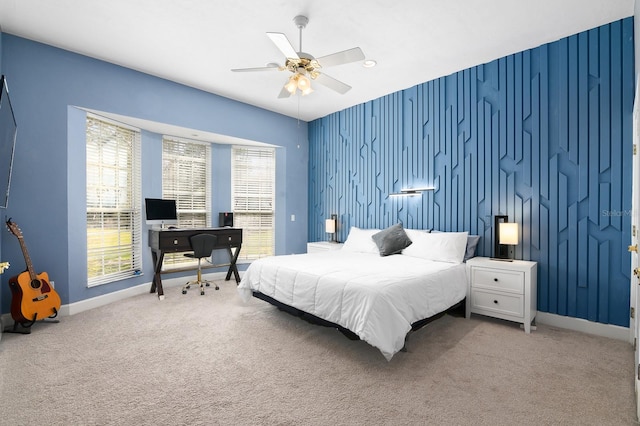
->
[493,300,499,304]
[493,278,498,282]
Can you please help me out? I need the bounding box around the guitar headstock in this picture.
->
[6,218,23,239]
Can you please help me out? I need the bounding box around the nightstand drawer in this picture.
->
[471,268,524,293]
[471,289,524,318]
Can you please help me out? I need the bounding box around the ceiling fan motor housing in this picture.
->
[285,53,320,78]
[293,15,309,29]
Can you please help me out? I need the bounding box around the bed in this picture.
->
[237,225,477,361]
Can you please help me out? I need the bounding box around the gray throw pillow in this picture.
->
[372,223,413,256]
[464,235,481,261]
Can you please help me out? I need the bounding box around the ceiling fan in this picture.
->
[231,15,365,98]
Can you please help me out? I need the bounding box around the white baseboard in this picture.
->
[536,312,631,343]
[2,279,630,346]
[1,272,230,329]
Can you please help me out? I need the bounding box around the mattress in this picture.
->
[238,251,468,360]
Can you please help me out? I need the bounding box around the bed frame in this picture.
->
[252,291,466,351]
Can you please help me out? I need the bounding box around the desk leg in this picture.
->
[150,250,165,300]
[225,245,241,284]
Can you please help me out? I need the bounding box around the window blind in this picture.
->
[231,146,275,260]
[162,137,211,267]
[86,115,142,286]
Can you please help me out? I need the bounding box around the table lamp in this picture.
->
[498,222,519,261]
[325,214,338,243]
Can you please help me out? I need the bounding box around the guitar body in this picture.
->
[8,270,61,323]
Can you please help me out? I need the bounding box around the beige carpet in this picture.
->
[0,280,636,425]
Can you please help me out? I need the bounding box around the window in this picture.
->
[162,137,211,267]
[232,146,275,260]
[86,115,141,286]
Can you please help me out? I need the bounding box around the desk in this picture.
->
[148,228,242,299]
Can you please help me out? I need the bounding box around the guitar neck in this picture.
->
[16,235,37,281]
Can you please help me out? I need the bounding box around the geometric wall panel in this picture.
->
[308,18,634,327]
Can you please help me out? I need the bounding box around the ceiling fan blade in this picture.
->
[315,72,352,94]
[316,47,365,68]
[277,85,293,99]
[231,64,280,72]
[267,32,299,59]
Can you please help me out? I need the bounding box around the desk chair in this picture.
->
[182,234,219,295]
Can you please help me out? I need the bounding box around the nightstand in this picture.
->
[307,241,343,253]
[466,257,537,333]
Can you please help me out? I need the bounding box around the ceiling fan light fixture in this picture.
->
[285,75,298,94]
[284,72,314,96]
[297,74,311,90]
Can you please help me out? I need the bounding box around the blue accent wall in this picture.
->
[0,34,308,309]
[309,18,634,327]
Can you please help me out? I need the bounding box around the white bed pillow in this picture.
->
[432,230,481,261]
[405,228,430,242]
[341,226,381,254]
[402,231,469,263]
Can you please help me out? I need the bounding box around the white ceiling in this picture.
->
[0,0,635,123]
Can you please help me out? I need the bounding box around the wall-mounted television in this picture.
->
[144,198,178,226]
[0,75,17,209]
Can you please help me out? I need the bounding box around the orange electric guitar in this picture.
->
[6,219,61,327]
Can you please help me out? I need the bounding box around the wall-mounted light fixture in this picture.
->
[389,187,435,197]
[325,214,338,243]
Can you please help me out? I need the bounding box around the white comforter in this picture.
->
[238,251,467,360]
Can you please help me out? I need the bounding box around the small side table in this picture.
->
[307,241,344,253]
[466,257,537,333]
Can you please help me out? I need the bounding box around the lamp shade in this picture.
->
[285,76,298,94]
[325,218,336,234]
[499,222,519,245]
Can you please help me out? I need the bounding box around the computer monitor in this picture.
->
[145,198,178,226]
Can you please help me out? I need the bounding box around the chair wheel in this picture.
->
[186,285,191,289]
[205,283,210,287]
[200,291,205,296]
[215,285,219,290]
[182,290,187,294]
